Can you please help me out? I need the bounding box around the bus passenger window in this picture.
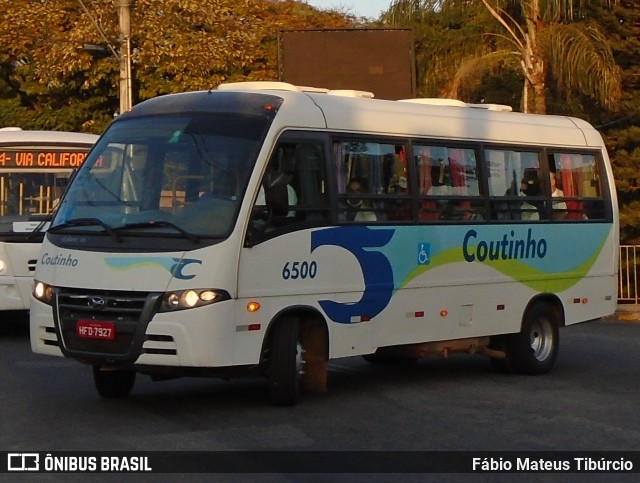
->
[415,144,483,222]
[548,152,603,220]
[334,140,407,223]
[486,148,543,221]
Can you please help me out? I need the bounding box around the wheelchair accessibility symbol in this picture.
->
[418,243,431,265]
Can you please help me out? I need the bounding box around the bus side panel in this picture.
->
[238,228,376,358]
[238,222,616,359]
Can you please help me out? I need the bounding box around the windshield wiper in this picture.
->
[26,215,53,241]
[116,221,201,243]
[49,217,123,243]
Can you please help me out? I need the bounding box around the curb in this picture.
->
[612,312,640,322]
[605,305,640,322]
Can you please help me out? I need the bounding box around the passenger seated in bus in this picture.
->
[255,175,297,217]
[246,178,297,241]
[550,172,567,219]
[387,177,411,221]
[520,170,541,220]
[343,178,376,222]
[493,172,521,220]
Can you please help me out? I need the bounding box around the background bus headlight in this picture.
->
[33,280,55,305]
[0,257,7,273]
[160,289,230,312]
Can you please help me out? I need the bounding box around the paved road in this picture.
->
[1,312,639,480]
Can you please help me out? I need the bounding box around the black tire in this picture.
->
[93,366,136,398]
[268,317,303,406]
[505,303,559,375]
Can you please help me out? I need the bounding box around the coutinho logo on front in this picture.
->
[40,252,79,267]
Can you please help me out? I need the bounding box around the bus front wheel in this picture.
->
[93,366,136,398]
[505,303,559,375]
[268,317,303,406]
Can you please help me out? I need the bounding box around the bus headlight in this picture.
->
[0,258,7,273]
[33,280,55,305]
[160,288,230,312]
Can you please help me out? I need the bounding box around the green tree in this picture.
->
[382,1,500,99]
[0,0,357,133]
[383,0,622,114]
[592,0,640,244]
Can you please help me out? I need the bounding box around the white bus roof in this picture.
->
[399,98,512,112]
[218,81,375,98]
[0,128,98,145]
[215,82,602,148]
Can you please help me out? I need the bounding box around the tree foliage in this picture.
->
[382,1,502,99]
[594,0,640,243]
[383,0,621,114]
[0,0,357,132]
[1,0,638,242]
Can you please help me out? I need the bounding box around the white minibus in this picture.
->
[30,82,617,404]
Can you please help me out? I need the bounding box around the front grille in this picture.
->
[57,288,148,316]
[55,287,160,360]
[28,259,38,272]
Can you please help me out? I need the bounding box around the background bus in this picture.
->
[0,127,98,313]
[30,83,617,405]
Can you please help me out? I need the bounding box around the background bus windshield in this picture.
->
[0,148,90,236]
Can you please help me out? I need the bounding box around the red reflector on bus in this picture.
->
[248,324,261,331]
[415,311,425,318]
[573,298,581,304]
[496,305,505,311]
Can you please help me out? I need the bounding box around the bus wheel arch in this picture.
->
[263,307,329,405]
[491,295,563,375]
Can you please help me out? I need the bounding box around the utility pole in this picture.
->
[118,0,132,113]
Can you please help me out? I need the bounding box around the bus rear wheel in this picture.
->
[93,366,136,398]
[504,302,559,375]
[268,317,304,406]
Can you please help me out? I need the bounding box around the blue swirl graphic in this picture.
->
[311,227,395,324]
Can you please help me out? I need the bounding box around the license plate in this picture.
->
[76,320,115,340]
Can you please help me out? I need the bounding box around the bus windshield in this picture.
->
[0,171,73,234]
[54,113,270,239]
[0,141,95,238]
